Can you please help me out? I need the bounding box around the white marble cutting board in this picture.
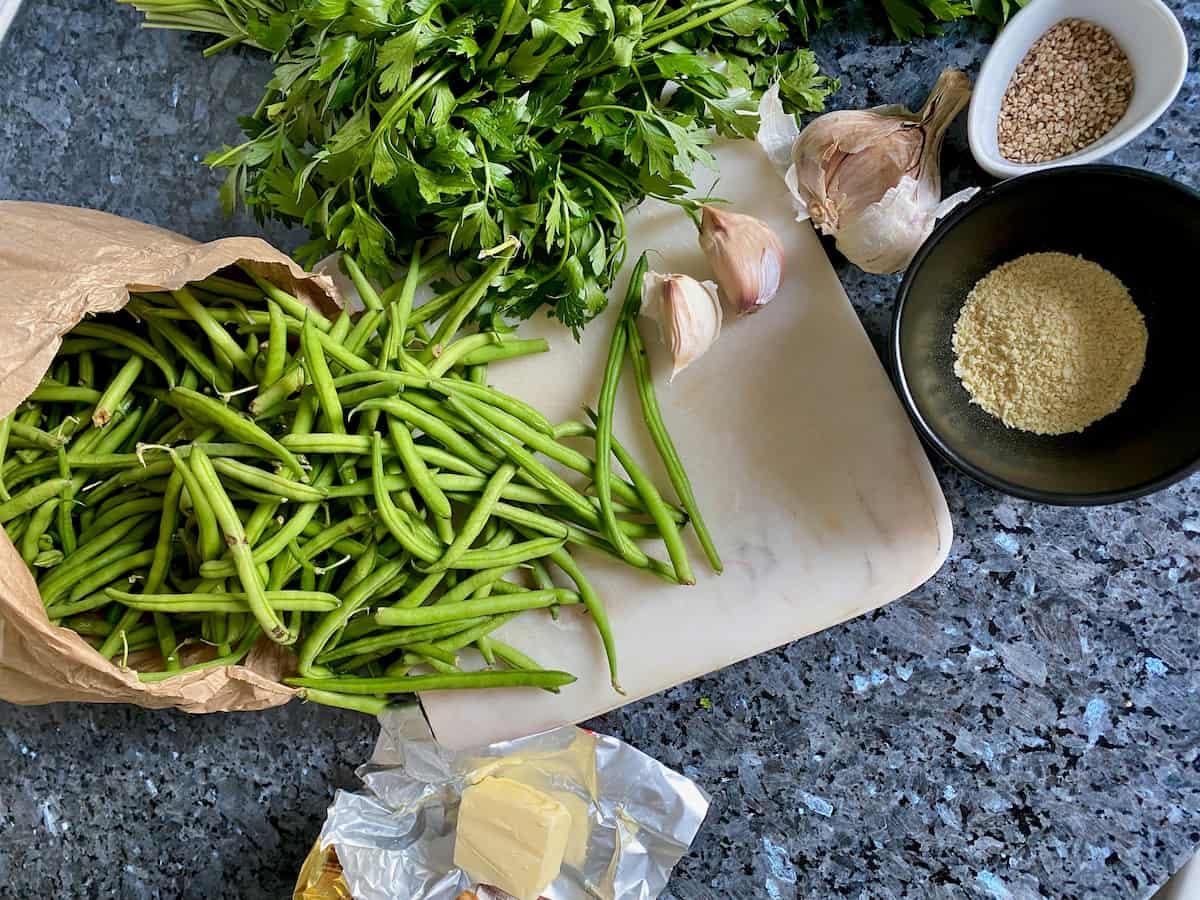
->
[420,139,952,749]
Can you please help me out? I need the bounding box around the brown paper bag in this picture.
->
[0,201,343,712]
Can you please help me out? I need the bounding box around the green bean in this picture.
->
[57,337,111,354]
[138,624,263,682]
[105,588,341,612]
[345,306,383,358]
[144,317,234,394]
[63,549,156,605]
[317,616,487,665]
[28,385,103,405]
[490,639,547,673]
[91,356,145,428]
[408,282,467,330]
[432,612,518,652]
[437,379,554,438]
[169,387,305,479]
[355,397,495,473]
[77,351,95,388]
[370,433,442,563]
[449,535,566,570]
[298,558,407,676]
[0,478,72,524]
[341,256,384,312]
[10,420,66,452]
[429,463,515,572]
[323,472,412,500]
[60,616,117,637]
[402,389,479,435]
[198,272,270,303]
[392,570,446,610]
[71,322,178,386]
[190,446,294,644]
[607,418,693,584]
[210,457,327,502]
[459,339,549,366]
[144,471,183,591]
[258,511,373,587]
[548,542,620,691]
[301,315,346,435]
[171,287,255,380]
[377,587,576,627]
[379,304,404,370]
[593,262,646,566]
[20,499,59,566]
[627,318,722,573]
[386,241,422,358]
[429,332,501,377]
[52,446,77,555]
[98,607,144,660]
[243,499,282,545]
[237,270,332,331]
[442,396,600,525]
[485,500,677,584]
[435,566,519,607]
[37,515,158,604]
[279,432,482,476]
[44,591,115,618]
[291,687,388,714]
[250,361,304,417]
[154,612,181,670]
[76,497,164,547]
[168,450,222,562]
[386,416,452,521]
[422,255,511,362]
[287,669,576,694]
[193,470,340,582]
[32,549,64,568]
[264,300,288,386]
[401,641,459,666]
[279,433,375,455]
[467,364,487,385]
[442,390,663,516]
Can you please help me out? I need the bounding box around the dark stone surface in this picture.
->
[1,1,1198,897]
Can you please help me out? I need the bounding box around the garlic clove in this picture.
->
[758,68,977,274]
[698,205,785,316]
[640,271,722,380]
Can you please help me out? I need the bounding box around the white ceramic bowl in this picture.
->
[967,0,1188,179]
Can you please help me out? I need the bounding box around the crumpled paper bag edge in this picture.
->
[0,201,340,713]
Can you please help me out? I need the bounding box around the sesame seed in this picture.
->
[997,18,1134,164]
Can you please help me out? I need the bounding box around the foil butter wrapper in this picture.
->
[318,708,710,900]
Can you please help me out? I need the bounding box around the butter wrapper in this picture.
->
[316,707,710,900]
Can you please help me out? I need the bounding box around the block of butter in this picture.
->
[454,776,571,900]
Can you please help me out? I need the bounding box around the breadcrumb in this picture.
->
[952,252,1147,435]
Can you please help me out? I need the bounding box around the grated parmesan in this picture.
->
[952,252,1147,435]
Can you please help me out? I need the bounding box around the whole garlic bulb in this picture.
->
[641,272,722,380]
[698,205,785,316]
[757,68,978,275]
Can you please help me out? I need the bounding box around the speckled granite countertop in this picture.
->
[1,1,1198,897]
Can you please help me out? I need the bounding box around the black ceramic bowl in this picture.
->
[892,165,1200,505]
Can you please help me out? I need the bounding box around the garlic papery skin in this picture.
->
[757,68,978,275]
[641,272,723,380]
[698,205,785,316]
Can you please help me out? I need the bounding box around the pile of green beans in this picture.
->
[0,249,718,714]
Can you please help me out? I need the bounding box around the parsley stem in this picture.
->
[480,0,517,68]
[640,0,760,49]
[372,63,454,148]
[641,0,732,32]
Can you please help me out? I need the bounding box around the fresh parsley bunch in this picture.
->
[129,0,836,326]
[124,0,1023,326]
